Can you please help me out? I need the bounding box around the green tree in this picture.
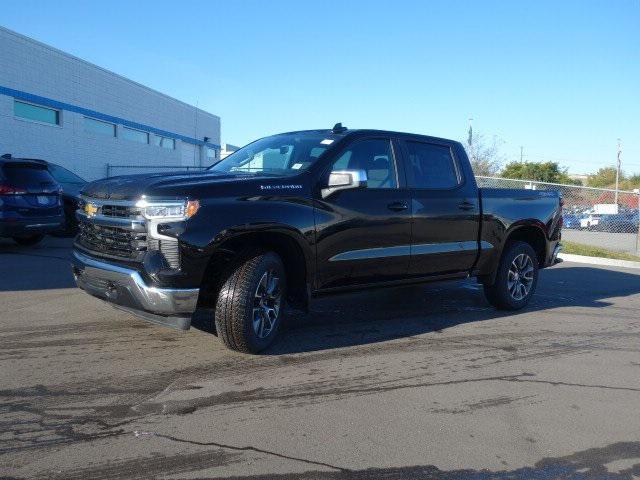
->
[587,167,619,188]
[501,161,580,184]
[620,174,640,191]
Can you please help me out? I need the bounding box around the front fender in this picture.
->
[169,195,316,289]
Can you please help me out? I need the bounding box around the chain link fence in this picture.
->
[477,176,640,255]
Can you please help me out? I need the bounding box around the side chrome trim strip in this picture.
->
[480,241,494,250]
[412,241,478,256]
[329,245,411,262]
[329,241,494,262]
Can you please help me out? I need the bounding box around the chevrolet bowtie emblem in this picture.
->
[84,203,98,217]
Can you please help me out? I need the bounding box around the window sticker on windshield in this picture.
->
[292,163,303,169]
[320,139,334,145]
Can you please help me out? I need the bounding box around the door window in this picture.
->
[331,139,398,189]
[405,141,460,189]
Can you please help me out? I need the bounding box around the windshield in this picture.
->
[209,133,337,176]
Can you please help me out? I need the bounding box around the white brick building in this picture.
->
[0,26,220,181]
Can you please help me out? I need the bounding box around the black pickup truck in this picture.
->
[72,125,562,353]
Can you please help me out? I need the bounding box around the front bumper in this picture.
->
[71,249,199,330]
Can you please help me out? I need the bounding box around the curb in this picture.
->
[558,253,640,270]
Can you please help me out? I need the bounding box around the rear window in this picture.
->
[2,164,57,188]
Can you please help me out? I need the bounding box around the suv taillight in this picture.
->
[0,184,27,195]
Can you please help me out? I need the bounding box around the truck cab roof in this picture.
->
[276,127,462,148]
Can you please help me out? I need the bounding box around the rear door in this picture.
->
[1,163,60,217]
[398,138,481,276]
[314,136,412,289]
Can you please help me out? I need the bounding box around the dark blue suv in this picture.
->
[0,155,64,246]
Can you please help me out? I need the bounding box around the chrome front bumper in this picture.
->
[71,250,199,330]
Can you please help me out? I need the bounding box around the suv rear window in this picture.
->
[2,164,57,188]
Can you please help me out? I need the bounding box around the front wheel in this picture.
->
[214,251,286,353]
[483,241,539,310]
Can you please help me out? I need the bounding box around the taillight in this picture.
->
[0,184,27,195]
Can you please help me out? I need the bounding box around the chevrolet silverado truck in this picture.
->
[71,124,562,353]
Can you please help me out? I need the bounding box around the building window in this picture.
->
[122,126,149,144]
[84,117,115,137]
[14,100,60,125]
[153,135,175,149]
[207,147,217,160]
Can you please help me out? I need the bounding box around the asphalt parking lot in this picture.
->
[1,237,640,479]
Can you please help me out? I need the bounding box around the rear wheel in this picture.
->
[214,251,286,353]
[483,241,539,310]
[12,235,45,247]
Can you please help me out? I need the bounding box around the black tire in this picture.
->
[12,235,45,247]
[214,251,286,353]
[483,241,539,310]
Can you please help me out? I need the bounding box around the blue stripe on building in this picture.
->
[0,85,220,150]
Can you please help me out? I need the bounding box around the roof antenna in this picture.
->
[332,122,347,133]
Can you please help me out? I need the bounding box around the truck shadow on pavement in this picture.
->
[257,265,640,355]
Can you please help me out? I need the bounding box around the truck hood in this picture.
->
[81,170,281,200]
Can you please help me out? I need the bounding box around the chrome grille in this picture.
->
[100,204,141,218]
[78,197,181,270]
[78,222,147,259]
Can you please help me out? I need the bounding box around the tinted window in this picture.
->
[405,141,459,189]
[84,117,115,136]
[331,139,397,189]
[48,164,86,184]
[14,100,60,125]
[2,164,56,188]
[122,127,149,144]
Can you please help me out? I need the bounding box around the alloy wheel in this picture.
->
[507,253,534,301]
[252,269,282,338]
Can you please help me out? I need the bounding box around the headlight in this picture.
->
[136,199,200,220]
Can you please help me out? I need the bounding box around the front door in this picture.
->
[314,137,412,289]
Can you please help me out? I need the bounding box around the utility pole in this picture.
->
[520,146,523,163]
[615,138,621,206]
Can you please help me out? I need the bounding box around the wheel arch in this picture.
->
[502,223,547,267]
[198,226,312,309]
[479,221,548,285]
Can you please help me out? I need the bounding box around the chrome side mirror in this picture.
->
[321,169,367,198]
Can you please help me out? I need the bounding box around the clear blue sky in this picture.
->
[2,0,639,174]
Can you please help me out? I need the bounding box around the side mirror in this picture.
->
[321,169,367,199]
